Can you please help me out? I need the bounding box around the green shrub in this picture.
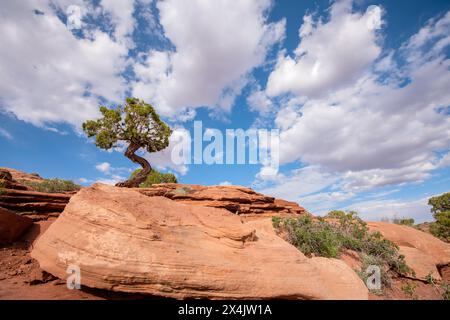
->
[392,218,415,226]
[380,216,415,226]
[425,272,435,285]
[272,216,282,228]
[19,179,81,193]
[357,254,391,292]
[280,216,342,258]
[272,212,413,290]
[401,282,418,300]
[428,193,450,242]
[442,283,450,300]
[421,272,449,300]
[131,168,177,188]
[429,219,450,242]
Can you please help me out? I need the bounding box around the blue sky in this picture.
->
[1,0,449,222]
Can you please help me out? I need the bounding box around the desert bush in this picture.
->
[442,283,450,300]
[272,212,413,289]
[425,272,436,285]
[379,216,415,226]
[401,282,418,300]
[392,218,415,226]
[424,273,450,300]
[277,215,342,258]
[131,168,177,188]
[356,254,391,292]
[428,192,450,242]
[19,179,81,193]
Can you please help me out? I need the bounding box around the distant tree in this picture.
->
[326,210,347,219]
[130,168,177,188]
[392,218,415,226]
[326,210,359,220]
[82,98,172,188]
[428,192,450,242]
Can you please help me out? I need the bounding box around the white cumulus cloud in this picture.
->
[132,0,285,117]
[266,0,383,98]
[95,162,111,173]
[0,0,131,128]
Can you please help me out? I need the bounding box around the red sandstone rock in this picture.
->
[0,167,43,183]
[367,222,450,281]
[0,207,33,244]
[0,188,71,221]
[137,183,309,217]
[0,168,29,190]
[398,246,442,281]
[31,183,367,300]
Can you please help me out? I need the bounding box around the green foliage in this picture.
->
[82,98,172,153]
[19,179,81,193]
[442,283,450,300]
[428,192,450,215]
[272,216,282,228]
[272,212,413,288]
[392,218,415,226]
[374,216,415,226]
[326,210,359,219]
[428,193,450,242]
[425,272,435,285]
[357,254,391,292]
[401,282,418,300]
[423,272,450,300]
[131,168,177,188]
[277,215,342,258]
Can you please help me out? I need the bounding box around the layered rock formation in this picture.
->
[31,183,368,300]
[0,188,71,221]
[0,168,29,190]
[0,167,44,184]
[138,183,308,218]
[0,168,71,221]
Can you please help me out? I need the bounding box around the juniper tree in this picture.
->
[428,192,450,242]
[82,98,172,188]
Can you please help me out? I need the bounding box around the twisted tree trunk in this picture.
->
[115,143,152,188]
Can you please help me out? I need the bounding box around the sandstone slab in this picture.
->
[367,222,450,266]
[0,207,33,244]
[32,184,367,300]
[399,246,441,281]
[367,222,450,281]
